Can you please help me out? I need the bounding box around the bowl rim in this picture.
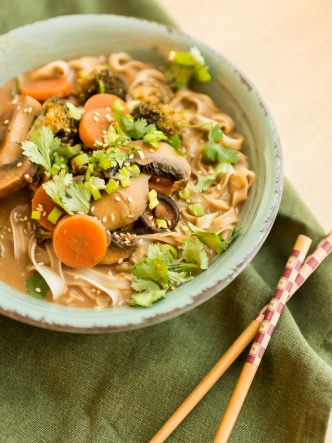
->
[0,14,283,333]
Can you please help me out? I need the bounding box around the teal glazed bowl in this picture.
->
[0,15,283,333]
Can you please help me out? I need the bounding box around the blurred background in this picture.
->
[160,0,332,231]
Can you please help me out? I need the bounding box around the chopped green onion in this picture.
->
[47,207,63,225]
[179,186,190,200]
[105,179,119,195]
[116,166,131,188]
[126,164,140,177]
[85,163,94,181]
[112,99,125,113]
[66,103,83,121]
[91,188,102,200]
[98,79,105,94]
[57,144,81,158]
[31,210,41,220]
[148,189,159,210]
[50,164,61,176]
[73,153,90,166]
[156,219,168,229]
[188,203,205,217]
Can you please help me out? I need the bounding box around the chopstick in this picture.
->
[150,231,332,443]
[212,234,313,443]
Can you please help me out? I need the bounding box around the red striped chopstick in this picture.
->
[150,231,332,443]
[213,235,312,442]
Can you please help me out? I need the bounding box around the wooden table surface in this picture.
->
[160,0,332,232]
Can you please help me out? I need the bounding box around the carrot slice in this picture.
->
[32,185,63,231]
[53,215,108,269]
[84,93,129,113]
[21,77,72,101]
[79,107,112,149]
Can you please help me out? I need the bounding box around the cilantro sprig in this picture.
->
[43,174,93,215]
[193,162,232,192]
[129,241,208,307]
[165,46,211,90]
[188,222,239,254]
[22,127,61,176]
[202,124,239,165]
[115,114,168,149]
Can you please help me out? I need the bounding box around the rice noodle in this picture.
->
[9,206,28,259]
[28,238,67,299]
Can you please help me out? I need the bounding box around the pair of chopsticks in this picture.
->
[150,231,332,443]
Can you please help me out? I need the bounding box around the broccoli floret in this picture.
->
[131,101,188,136]
[31,97,80,143]
[76,66,127,103]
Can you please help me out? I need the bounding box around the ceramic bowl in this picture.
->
[0,15,283,333]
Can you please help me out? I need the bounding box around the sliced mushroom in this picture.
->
[92,174,149,230]
[101,231,138,265]
[101,244,137,265]
[0,96,41,199]
[132,141,191,191]
[139,193,180,233]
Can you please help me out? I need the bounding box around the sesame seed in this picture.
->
[138,151,145,159]
[102,216,107,223]
[110,214,115,221]
[148,215,154,221]
[216,184,221,190]
[3,119,9,125]
[138,238,144,244]
[23,107,29,113]
[105,113,112,122]
[24,174,30,179]
[16,162,23,167]
[167,220,172,226]
[28,106,33,113]
[149,149,154,153]
[106,106,111,111]
[127,197,133,203]
[93,116,99,122]
[94,111,100,117]
[114,196,121,201]
[23,216,28,221]
[155,178,160,183]
[42,211,47,216]
[38,262,44,266]
[128,214,134,219]
[17,105,21,111]
[91,206,95,212]
[186,199,191,203]
[129,154,134,159]
[35,287,41,293]
[118,258,123,264]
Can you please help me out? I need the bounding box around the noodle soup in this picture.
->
[0,48,254,309]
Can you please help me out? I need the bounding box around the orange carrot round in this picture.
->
[79,107,112,149]
[53,215,108,269]
[32,185,62,231]
[21,77,72,101]
[84,93,129,113]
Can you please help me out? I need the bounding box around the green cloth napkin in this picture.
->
[0,2,331,442]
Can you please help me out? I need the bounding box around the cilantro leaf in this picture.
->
[25,272,49,298]
[143,125,168,148]
[132,256,169,287]
[188,222,238,254]
[115,111,168,149]
[91,148,128,171]
[22,127,61,174]
[166,46,211,89]
[129,278,166,307]
[181,237,209,270]
[202,124,239,164]
[43,174,92,215]
[193,162,232,192]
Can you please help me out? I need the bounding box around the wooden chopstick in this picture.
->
[212,235,313,442]
[150,231,332,443]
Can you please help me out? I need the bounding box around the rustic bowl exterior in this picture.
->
[0,15,283,332]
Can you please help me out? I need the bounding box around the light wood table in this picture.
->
[160,0,332,232]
